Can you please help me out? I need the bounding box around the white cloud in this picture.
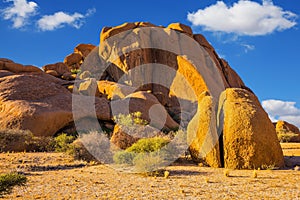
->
[2,0,38,28]
[37,12,84,31]
[241,44,255,53]
[37,9,95,31]
[187,0,297,36]
[262,99,300,127]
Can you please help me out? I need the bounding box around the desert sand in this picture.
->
[0,143,299,200]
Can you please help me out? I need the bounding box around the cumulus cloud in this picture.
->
[37,8,96,31]
[2,0,38,28]
[187,0,297,36]
[262,99,300,127]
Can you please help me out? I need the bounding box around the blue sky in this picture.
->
[0,0,299,127]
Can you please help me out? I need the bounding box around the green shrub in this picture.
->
[71,69,81,74]
[113,112,148,128]
[278,132,300,143]
[0,172,27,196]
[54,133,76,152]
[126,137,169,153]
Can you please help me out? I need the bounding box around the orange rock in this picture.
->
[64,53,83,68]
[110,125,140,150]
[276,120,300,135]
[220,59,245,88]
[78,78,100,97]
[0,74,73,136]
[4,62,42,73]
[0,58,14,63]
[221,88,284,169]
[43,62,70,76]
[167,23,193,36]
[188,92,222,167]
[45,69,59,77]
[100,22,157,43]
[0,73,111,136]
[97,80,135,100]
[74,44,96,58]
[100,22,137,43]
[61,72,74,80]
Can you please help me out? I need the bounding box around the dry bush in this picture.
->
[0,129,54,152]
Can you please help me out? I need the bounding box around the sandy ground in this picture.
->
[1,143,300,200]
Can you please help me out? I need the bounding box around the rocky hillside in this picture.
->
[0,22,286,169]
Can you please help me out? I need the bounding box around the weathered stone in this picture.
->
[78,78,100,97]
[4,62,42,73]
[167,23,193,36]
[110,125,140,150]
[0,73,111,136]
[46,69,59,77]
[188,93,221,168]
[64,53,83,67]
[61,72,74,80]
[97,80,135,100]
[43,62,70,76]
[276,120,300,135]
[0,74,73,136]
[74,44,96,58]
[221,88,284,169]
[79,70,92,79]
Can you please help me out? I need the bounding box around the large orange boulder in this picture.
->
[0,73,111,136]
[221,88,284,169]
[0,74,73,136]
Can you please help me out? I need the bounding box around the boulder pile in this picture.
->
[0,22,286,169]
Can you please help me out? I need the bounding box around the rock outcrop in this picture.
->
[0,22,285,169]
[0,58,42,73]
[275,120,300,135]
[0,73,73,136]
[275,120,300,142]
[0,67,110,137]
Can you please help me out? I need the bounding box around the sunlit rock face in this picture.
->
[0,22,284,169]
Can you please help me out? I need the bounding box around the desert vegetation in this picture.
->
[0,172,27,197]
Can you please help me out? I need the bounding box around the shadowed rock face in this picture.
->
[0,22,284,169]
